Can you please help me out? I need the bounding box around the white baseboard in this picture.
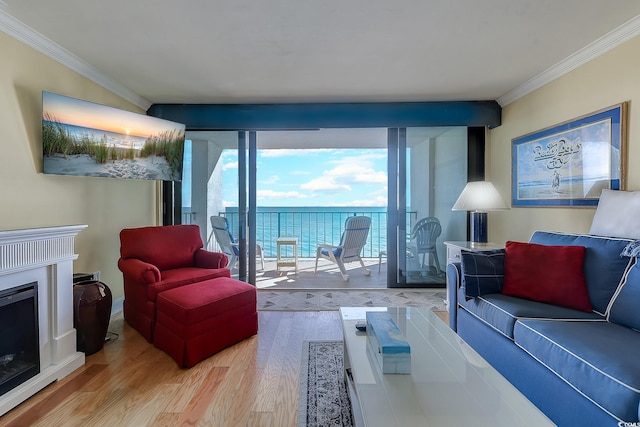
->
[111,297,124,317]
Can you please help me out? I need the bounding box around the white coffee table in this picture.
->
[339,307,554,427]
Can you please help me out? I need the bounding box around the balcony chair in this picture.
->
[207,215,265,271]
[315,215,372,281]
[408,216,442,274]
[118,224,230,342]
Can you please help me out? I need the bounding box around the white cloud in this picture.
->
[223,161,238,171]
[261,175,280,185]
[352,169,387,184]
[300,177,352,192]
[257,189,308,199]
[310,163,386,186]
[369,186,388,198]
[299,155,386,194]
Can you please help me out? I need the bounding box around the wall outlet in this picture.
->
[92,271,101,281]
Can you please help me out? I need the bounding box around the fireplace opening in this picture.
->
[0,282,40,397]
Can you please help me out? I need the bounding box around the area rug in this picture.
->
[298,340,354,427]
[259,289,447,311]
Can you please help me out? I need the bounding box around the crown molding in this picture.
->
[498,15,640,107]
[0,10,151,110]
[2,8,639,111]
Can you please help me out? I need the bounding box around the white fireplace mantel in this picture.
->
[0,225,87,416]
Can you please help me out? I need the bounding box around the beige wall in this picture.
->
[488,34,640,245]
[0,32,159,302]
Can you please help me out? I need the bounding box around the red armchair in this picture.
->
[118,224,230,342]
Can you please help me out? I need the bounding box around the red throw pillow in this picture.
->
[502,241,592,312]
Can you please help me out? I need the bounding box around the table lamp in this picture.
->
[451,181,509,244]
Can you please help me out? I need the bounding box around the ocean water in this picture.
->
[45,121,148,150]
[223,207,388,258]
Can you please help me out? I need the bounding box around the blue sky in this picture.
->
[43,91,184,139]
[182,141,388,208]
[221,148,388,207]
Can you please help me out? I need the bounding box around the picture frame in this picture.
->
[512,102,627,207]
[42,91,185,181]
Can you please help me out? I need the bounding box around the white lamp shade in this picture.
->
[452,181,509,212]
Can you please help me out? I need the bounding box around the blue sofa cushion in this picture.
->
[458,292,602,339]
[514,319,640,423]
[320,247,342,257]
[460,249,505,298]
[529,231,634,315]
[608,259,640,331]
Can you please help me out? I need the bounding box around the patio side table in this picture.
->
[276,237,298,274]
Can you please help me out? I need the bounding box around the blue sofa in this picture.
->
[447,231,640,427]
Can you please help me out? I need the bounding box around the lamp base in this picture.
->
[470,212,488,243]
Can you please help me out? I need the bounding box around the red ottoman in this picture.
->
[153,277,258,368]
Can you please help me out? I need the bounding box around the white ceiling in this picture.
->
[2,1,640,110]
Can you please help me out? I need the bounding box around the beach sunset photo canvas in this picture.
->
[42,91,185,181]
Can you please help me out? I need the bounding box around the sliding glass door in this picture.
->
[185,129,389,286]
[180,131,256,283]
[388,127,469,287]
[182,126,479,289]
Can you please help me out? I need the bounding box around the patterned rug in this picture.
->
[258,289,447,311]
[298,340,354,427]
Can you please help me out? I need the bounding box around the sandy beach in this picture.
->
[43,154,178,180]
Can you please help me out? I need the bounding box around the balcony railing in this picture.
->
[185,208,417,259]
[229,209,387,258]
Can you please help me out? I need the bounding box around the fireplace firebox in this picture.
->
[0,282,39,397]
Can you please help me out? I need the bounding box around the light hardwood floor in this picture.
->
[2,309,448,426]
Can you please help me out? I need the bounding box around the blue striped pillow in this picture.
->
[460,249,505,298]
[621,240,640,257]
[609,259,640,330]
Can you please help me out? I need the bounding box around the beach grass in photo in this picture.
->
[139,129,185,177]
[44,114,184,170]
